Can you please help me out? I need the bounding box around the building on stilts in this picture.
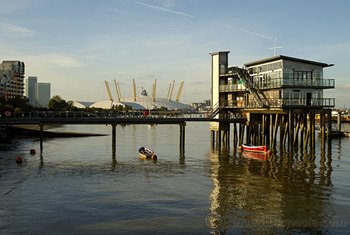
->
[210,51,335,154]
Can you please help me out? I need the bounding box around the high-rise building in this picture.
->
[37,83,51,107]
[0,61,25,100]
[25,76,38,105]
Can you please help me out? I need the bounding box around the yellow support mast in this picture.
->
[176,81,184,102]
[104,80,113,102]
[133,79,137,101]
[169,80,175,101]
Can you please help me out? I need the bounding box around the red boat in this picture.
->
[240,144,271,154]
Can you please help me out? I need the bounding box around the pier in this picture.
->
[209,51,335,156]
[0,110,245,156]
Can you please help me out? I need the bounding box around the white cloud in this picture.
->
[0,22,33,35]
[24,54,84,69]
[134,1,194,18]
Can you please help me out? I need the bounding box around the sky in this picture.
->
[1,0,350,107]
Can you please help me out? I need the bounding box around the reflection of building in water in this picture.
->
[208,151,333,233]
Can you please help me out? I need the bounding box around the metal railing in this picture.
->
[219,78,335,92]
[0,110,245,122]
[220,98,335,109]
[252,78,335,90]
[219,84,248,92]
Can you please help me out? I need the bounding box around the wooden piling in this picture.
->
[179,123,186,156]
[112,124,116,157]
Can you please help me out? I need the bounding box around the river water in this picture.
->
[0,122,349,234]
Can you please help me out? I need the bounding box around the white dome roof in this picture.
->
[82,97,190,110]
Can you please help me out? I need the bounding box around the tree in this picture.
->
[48,95,67,111]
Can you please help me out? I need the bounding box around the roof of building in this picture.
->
[244,55,334,68]
[75,97,191,110]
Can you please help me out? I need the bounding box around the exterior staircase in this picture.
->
[229,67,269,108]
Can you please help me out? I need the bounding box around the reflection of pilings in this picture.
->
[112,124,116,158]
[179,122,186,156]
[320,112,325,154]
[337,111,341,132]
[327,109,332,155]
[288,110,294,153]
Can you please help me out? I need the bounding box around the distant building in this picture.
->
[25,76,38,105]
[37,83,51,107]
[25,77,51,107]
[0,61,25,100]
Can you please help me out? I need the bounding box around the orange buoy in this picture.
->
[15,156,23,164]
[30,149,36,155]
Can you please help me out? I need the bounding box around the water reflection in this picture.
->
[208,149,333,234]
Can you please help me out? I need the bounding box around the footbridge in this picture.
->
[0,110,246,156]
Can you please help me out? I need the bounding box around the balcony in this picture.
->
[219,84,248,92]
[220,98,335,109]
[252,78,335,90]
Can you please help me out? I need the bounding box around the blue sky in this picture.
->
[1,0,349,107]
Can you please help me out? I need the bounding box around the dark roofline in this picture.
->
[244,55,334,68]
[209,51,230,56]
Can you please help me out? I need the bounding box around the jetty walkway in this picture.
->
[0,110,246,125]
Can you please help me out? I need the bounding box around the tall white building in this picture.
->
[37,83,51,107]
[25,76,38,105]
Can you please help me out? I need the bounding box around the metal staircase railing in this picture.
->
[229,67,269,108]
[209,102,221,118]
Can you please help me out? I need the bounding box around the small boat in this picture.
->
[240,143,271,154]
[138,147,157,160]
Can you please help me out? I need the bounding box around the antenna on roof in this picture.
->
[268,38,282,56]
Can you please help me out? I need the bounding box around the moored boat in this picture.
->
[138,147,157,160]
[240,143,271,154]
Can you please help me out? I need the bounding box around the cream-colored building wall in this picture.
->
[212,54,219,108]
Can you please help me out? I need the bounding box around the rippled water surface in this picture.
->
[1,123,350,234]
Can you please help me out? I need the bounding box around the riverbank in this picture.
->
[11,125,108,138]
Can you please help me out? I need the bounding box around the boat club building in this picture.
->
[210,51,335,152]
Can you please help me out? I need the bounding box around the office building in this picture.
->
[37,82,51,107]
[25,76,38,105]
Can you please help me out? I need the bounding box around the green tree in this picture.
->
[48,95,67,111]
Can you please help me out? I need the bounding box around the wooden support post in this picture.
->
[217,130,221,151]
[272,114,279,150]
[246,124,250,144]
[280,115,285,149]
[233,123,238,151]
[293,115,300,149]
[266,119,270,149]
[261,115,265,146]
[210,130,215,149]
[304,128,310,151]
[179,123,186,156]
[112,124,116,158]
[239,124,245,146]
[269,114,273,149]
[283,122,289,149]
[311,113,316,154]
[300,114,306,151]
